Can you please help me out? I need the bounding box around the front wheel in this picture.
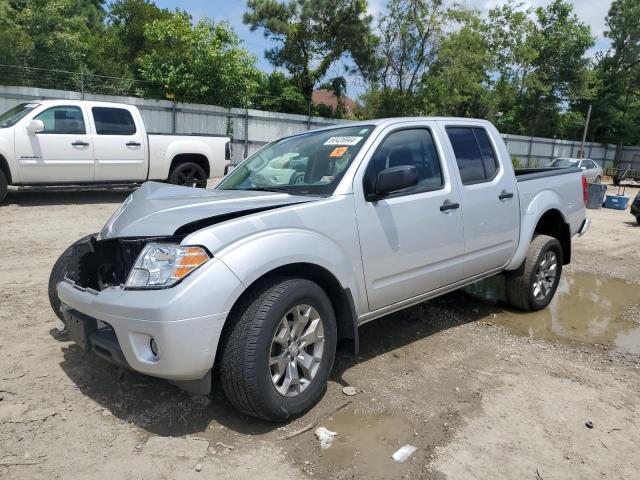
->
[168,162,207,188]
[220,277,337,421]
[636,216,640,225]
[505,235,563,311]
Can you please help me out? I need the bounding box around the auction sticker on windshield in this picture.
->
[324,136,363,146]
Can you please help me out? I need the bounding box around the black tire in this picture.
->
[636,216,640,225]
[0,169,7,203]
[48,234,96,323]
[220,277,337,421]
[168,162,207,188]
[505,235,563,311]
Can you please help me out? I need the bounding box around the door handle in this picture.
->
[440,199,460,212]
[71,141,89,147]
[126,141,141,147]
[499,190,514,200]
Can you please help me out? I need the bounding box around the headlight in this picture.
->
[125,243,210,289]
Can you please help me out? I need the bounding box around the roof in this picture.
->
[312,89,356,115]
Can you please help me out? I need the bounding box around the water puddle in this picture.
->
[465,273,640,354]
[318,408,415,479]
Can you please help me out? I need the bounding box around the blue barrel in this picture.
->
[604,194,629,210]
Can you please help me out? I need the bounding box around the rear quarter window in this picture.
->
[92,107,136,135]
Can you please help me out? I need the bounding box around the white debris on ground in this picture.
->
[315,427,337,449]
[342,386,357,396]
[392,445,417,463]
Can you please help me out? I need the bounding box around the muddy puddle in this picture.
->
[317,408,416,478]
[465,273,640,354]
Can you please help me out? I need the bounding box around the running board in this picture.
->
[17,183,142,192]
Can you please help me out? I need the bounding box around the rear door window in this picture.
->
[446,127,499,184]
[92,107,136,135]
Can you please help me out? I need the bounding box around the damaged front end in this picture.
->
[68,235,185,291]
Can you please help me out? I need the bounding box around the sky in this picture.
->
[154,0,614,97]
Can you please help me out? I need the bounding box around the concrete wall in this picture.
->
[2,84,638,170]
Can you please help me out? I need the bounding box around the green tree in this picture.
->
[419,10,493,118]
[590,0,640,148]
[108,0,172,66]
[362,0,448,116]
[253,71,307,114]
[243,0,377,102]
[139,12,261,107]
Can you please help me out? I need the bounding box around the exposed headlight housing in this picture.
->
[125,243,210,289]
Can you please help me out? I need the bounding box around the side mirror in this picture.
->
[367,165,418,201]
[25,119,44,135]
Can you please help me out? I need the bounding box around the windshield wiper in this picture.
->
[244,186,292,193]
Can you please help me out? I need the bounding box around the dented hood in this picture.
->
[99,181,316,239]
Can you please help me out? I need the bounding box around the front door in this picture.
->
[443,124,519,277]
[15,105,94,183]
[354,125,466,311]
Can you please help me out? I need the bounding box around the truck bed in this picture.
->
[515,167,582,182]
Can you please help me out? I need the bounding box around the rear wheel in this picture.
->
[505,235,562,311]
[0,169,7,203]
[220,277,337,421]
[168,162,207,188]
[48,234,96,323]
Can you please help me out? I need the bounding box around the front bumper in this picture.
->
[57,258,244,388]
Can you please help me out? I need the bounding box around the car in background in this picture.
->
[549,157,602,183]
[0,100,231,203]
[631,191,640,224]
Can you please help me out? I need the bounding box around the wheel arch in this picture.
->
[169,153,210,178]
[532,208,571,265]
[0,153,12,184]
[217,262,359,368]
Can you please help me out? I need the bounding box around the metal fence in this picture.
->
[2,83,639,169]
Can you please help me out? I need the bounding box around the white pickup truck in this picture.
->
[0,100,230,202]
[50,117,590,421]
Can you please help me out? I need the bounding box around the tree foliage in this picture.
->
[0,0,638,137]
[243,0,377,101]
[138,12,260,107]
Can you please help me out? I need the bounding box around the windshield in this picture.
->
[217,125,375,195]
[549,158,579,168]
[0,103,40,128]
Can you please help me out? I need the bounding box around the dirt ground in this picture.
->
[0,183,639,480]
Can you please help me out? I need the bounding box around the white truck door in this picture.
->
[443,124,519,277]
[90,106,146,181]
[14,104,94,183]
[354,125,466,311]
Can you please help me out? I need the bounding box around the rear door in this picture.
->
[14,104,94,183]
[354,123,466,311]
[90,105,146,181]
[442,122,519,277]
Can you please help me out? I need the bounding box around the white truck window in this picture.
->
[364,128,443,196]
[446,127,499,185]
[92,107,136,135]
[34,106,86,134]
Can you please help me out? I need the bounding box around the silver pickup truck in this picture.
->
[50,118,590,421]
